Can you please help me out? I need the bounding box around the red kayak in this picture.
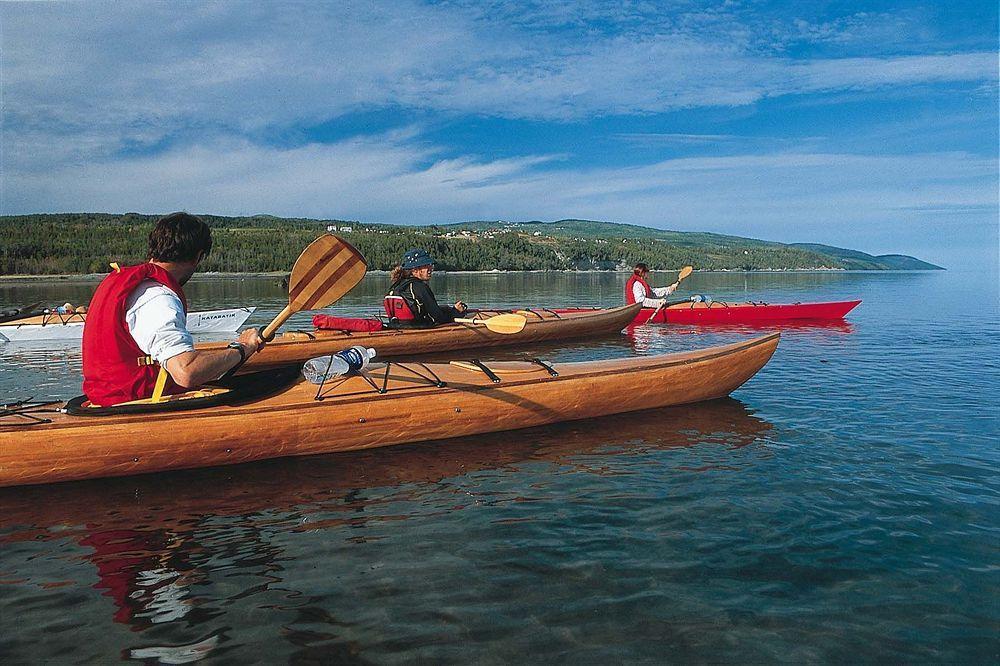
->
[557,299,861,325]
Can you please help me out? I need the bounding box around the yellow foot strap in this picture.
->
[151,366,169,403]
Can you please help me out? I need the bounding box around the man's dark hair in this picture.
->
[148,212,212,262]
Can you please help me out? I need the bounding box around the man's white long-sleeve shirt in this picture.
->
[124,280,194,364]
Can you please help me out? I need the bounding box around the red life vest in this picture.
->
[82,263,188,406]
[625,274,652,304]
[384,294,416,321]
[382,278,420,321]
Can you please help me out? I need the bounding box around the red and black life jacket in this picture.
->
[82,263,188,407]
[383,279,418,321]
[625,274,652,304]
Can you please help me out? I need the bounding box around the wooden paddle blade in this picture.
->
[258,235,367,343]
[482,313,526,334]
[678,265,693,280]
[287,234,367,311]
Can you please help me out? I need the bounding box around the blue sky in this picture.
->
[1,0,996,267]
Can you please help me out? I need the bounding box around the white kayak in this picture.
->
[0,307,256,343]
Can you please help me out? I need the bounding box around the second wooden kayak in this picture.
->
[207,303,642,368]
[0,333,779,487]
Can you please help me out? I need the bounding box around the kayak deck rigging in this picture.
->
[314,361,448,399]
[312,356,559,399]
[0,399,62,426]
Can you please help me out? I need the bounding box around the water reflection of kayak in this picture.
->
[0,397,772,532]
[0,334,779,488]
[0,397,772,641]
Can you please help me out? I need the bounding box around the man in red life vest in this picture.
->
[82,212,264,406]
[625,262,680,308]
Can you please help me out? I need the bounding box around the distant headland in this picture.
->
[1,213,943,275]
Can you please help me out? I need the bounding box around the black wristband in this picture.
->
[227,341,247,365]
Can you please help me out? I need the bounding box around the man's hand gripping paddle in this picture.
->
[225,234,367,377]
[647,265,693,323]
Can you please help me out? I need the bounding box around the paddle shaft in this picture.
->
[223,234,367,378]
[260,305,293,342]
[648,266,694,322]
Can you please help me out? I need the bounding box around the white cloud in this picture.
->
[1,0,995,267]
[1,1,994,146]
[5,131,993,248]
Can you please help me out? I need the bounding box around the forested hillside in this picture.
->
[0,214,941,275]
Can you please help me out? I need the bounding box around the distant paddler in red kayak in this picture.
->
[82,212,265,407]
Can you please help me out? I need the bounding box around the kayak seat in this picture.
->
[64,365,301,416]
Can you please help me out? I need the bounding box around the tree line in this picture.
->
[1,213,841,275]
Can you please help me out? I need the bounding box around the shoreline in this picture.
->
[0,267,939,283]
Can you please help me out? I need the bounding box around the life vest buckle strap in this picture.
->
[150,367,169,404]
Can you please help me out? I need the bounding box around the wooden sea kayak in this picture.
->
[0,307,257,343]
[0,332,779,487]
[208,303,642,368]
[559,299,860,325]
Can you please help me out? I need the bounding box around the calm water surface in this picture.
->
[0,270,997,663]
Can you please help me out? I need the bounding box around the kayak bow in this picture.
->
[0,307,257,343]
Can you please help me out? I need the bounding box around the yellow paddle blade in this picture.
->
[481,313,526,334]
[678,265,693,281]
[455,313,527,334]
[288,234,367,311]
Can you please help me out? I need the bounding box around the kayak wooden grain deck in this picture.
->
[0,333,779,487]
[206,303,642,368]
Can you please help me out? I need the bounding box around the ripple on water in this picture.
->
[0,271,998,662]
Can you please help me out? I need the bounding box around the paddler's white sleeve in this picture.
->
[651,284,677,298]
[125,282,194,364]
[633,281,666,307]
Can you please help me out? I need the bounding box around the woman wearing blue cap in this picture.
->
[383,248,468,326]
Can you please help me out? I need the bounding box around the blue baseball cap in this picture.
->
[401,248,435,269]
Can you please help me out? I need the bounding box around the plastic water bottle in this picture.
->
[302,346,376,384]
